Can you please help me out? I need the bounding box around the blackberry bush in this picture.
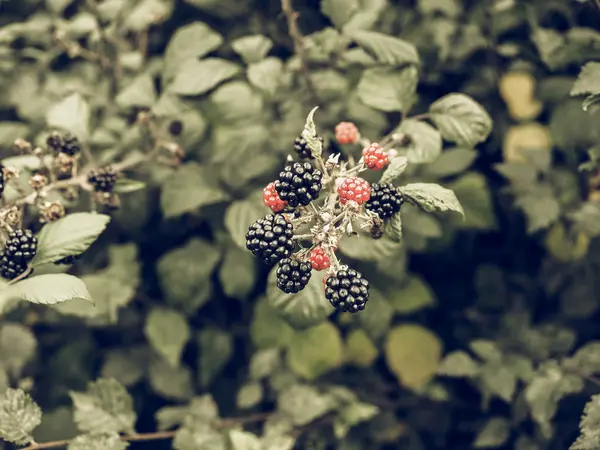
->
[244,109,466,313]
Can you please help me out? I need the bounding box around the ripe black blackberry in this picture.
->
[0,164,5,196]
[87,166,117,192]
[294,136,323,159]
[46,132,62,152]
[59,132,81,157]
[245,214,295,265]
[274,162,322,208]
[366,183,404,219]
[276,257,312,293]
[0,229,38,280]
[324,268,370,313]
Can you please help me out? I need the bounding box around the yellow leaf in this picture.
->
[385,325,442,389]
[287,322,343,380]
[545,222,590,263]
[344,329,379,367]
[499,71,543,120]
[503,123,552,163]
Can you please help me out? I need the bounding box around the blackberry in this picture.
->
[366,183,403,219]
[294,136,322,159]
[87,166,117,192]
[276,257,312,293]
[59,132,81,157]
[0,229,38,280]
[274,162,322,208]
[0,164,5,196]
[46,132,63,152]
[245,214,295,265]
[324,268,370,313]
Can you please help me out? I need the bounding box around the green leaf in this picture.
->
[161,162,229,218]
[250,348,281,380]
[144,308,190,368]
[113,178,146,194]
[564,341,600,375]
[470,340,503,362]
[115,74,156,109]
[385,325,442,389]
[123,0,173,31]
[250,298,295,349]
[148,358,194,401]
[225,193,268,249]
[447,173,497,229]
[101,347,148,388]
[356,289,394,340]
[0,274,92,306]
[321,0,359,29]
[0,323,37,378]
[229,429,262,450]
[266,268,332,329]
[356,66,418,112]
[169,58,240,96]
[278,384,336,426]
[67,432,129,450]
[197,327,233,387]
[437,351,480,377]
[163,22,223,83]
[172,395,225,450]
[46,92,91,142]
[218,244,256,299]
[571,62,600,97]
[287,322,343,380]
[387,213,403,242]
[248,58,283,96]
[474,417,511,448]
[388,274,436,314]
[379,155,408,184]
[348,30,419,66]
[231,35,273,64]
[429,93,492,147]
[0,388,41,445]
[33,213,111,267]
[338,234,402,262]
[209,81,264,123]
[344,328,379,367]
[399,119,442,164]
[69,378,136,435]
[400,182,464,217]
[157,238,221,313]
[424,147,477,178]
[236,382,263,410]
[525,360,585,438]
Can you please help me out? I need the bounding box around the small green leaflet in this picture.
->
[144,308,190,368]
[570,62,600,97]
[231,35,273,64]
[301,106,323,158]
[356,66,418,112]
[33,213,111,267]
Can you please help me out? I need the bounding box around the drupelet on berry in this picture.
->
[274,162,323,208]
[276,257,312,293]
[245,214,295,265]
[362,143,388,170]
[324,268,370,313]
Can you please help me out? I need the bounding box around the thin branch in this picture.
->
[280,0,319,105]
[22,412,273,450]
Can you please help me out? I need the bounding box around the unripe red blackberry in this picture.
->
[274,162,323,208]
[87,166,117,193]
[245,214,295,265]
[337,177,370,206]
[366,183,404,219]
[0,229,38,280]
[324,268,370,313]
[276,257,312,293]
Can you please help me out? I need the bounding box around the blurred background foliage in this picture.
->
[3,0,600,449]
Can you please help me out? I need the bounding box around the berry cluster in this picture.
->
[245,119,406,314]
[0,229,37,279]
[47,132,81,157]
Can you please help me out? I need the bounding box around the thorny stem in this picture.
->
[21,412,274,450]
[280,0,320,106]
